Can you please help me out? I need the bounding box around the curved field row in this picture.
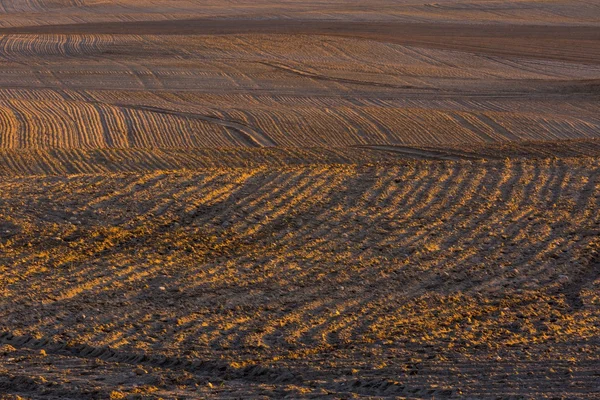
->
[0,98,242,149]
[412,1,600,25]
[0,147,406,176]
[0,1,598,28]
[0,33,123,59]
[0,0,85,13]
[0,139,599,176]
[0,32,596,152]
[1,34,598,88]
[0,94,598,150]
[1,158,599,397]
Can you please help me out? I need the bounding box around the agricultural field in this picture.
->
[0,1,599,399]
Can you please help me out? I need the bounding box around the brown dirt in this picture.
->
[4,19,600,64]
[1,160,600,399]
[0,1,599,399]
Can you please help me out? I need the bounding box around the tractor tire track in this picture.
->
[261,61,422,90]
[0,331,302,386]
[110,103,277,148]
[359,144,485,161]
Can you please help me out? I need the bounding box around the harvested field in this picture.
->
[0,1,599,399]
[1,160,600,398]
[0,29,598,155]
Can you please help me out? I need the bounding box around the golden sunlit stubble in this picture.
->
[0,1,599,398]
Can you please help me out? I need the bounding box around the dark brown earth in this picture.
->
[1,160,600,399]
[3,19,600,64]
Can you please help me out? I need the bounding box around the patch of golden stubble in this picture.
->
[0,157,599,398]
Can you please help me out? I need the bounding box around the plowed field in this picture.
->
[0,1,599,399]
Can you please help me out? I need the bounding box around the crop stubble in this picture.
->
[0,1,599,399]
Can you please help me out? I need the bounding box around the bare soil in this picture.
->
[0,1,599,399]
[3,19,600,64]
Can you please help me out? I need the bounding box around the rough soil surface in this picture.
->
[1,160,600,399]
[0,1,599,399]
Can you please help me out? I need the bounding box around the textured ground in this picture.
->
[1,160,600,399]
[0,1,599,399]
